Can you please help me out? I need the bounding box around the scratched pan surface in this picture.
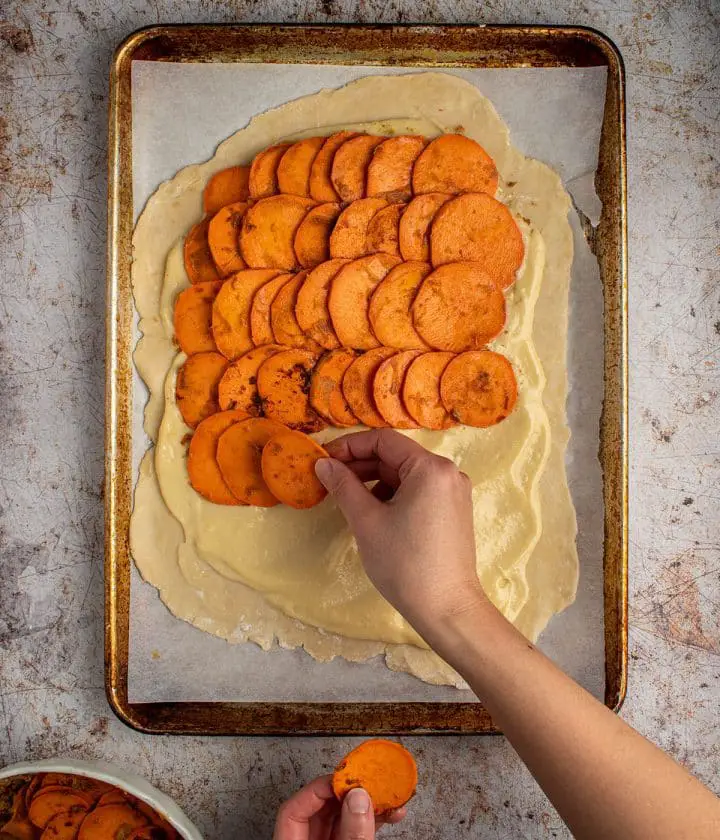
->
[105,24,627,735]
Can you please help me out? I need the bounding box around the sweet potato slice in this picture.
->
[29,792,90,830]
[373,350,423,429]
[398,192,453,261]
[309,131,358,202]
[216,417,287,506]
[218,345,284,415]
[402,351,456,430]
[342,347,396,428]
[174,279,223,355]
[76,805,148,840]
[249,273,294,346]
[329,254,401,350]
[295,260,348,351]
[212,268,282,359]
[261,430,329,509]
[240,195,316,270]
[412,263,506,352]
[429,192,525,287]
[366,203,404,257]
[412,134,498,196]
[249,143,291,199]
[293,202,342,268]
[440,350,518,427]
[95,792,127,808]
[332,739,418,816]
[309,349,359,427]
[39,776,76,789]
[31,787,94,810]
[276,136,326,197]
[269,271,320,351]
[187,409,250,505]
[40,806,88,840]
[368,261,431,350]
[207,201,247,277]
[175,351,228,429]
[25,774,44,810]
[331,135,385,202]
[329,197,388,260]
[366,135,427,202]
[203,166,250,215]
[257,349,326,433]
[184,219,221,284]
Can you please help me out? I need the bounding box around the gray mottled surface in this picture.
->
[1,1,718,838]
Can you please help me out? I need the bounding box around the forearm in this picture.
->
[419,597,720,840]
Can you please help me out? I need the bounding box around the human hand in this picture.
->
[316,429,487,638]
[272,775,406,840]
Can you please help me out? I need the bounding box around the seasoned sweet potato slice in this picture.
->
[295,259,348,351]
[294,202,342,268]
[76,805,148,840]
[261,430,329,509]
[276,136,326,197]
[249,143,291,199]
[212,269,282,359]
[402,351,456,430]
[366,135,427,202]
[398,192,452,262]
[175,351,228,429]
[240,195,316,270]
[218,344,284,415]
[249,273,294,346]
[207,201,247,277]
[412,134,498,196]
[365,203,404,257]
[310,131,358,202]
[203,166,250,215]
[342,347,396,428]
[331,135,385,202]
[368,261,431,350]
[216,417,287,507]
[329,197,389,260]
[373,350,423,429]
[256,348,325,433]
[412,263,506,352]
[329,254,401,350]
[429,192,524,287]
[184,219,221,284]
[270,271,321,351]
[440,350,518,427]
[174,279,223,355]
[187,409,250,505]
[309,349,359,427]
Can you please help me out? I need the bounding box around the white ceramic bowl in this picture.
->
[0,758,204,839]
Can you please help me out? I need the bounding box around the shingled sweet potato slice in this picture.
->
[256,348,326,433]
[402,351,456,430]
[429,192,525,288]
[293,202,342,268]
[373,350,423,429]
[240,195,316,270]
[367,260,431,350]
[207,201,248,277]
[249,143,291,199]
[366,135,427,202]
[175,351,228,429]
[412,263,506,352]
[216,417,287,507]
[184,219,221,284]
[398,192,452,262]
[40,806,88,840]
[365,203,404,257]
[276,136,326,197]
[203,166,250,215]
[261,430,329,509]
[329,197,389,260]
[440,350,518,427]
[76,805,148,840]
[29,792,90,830]
[329,254,401,350]
[270,271,321,351]
[331,135,385,202]
[173,280,222,356]
[212,268,283,359]
[295,259,348,351]
[342,347,397,428]
[309,349,359,427]
[412,134,498,196]
[218,344,284,416]
[249,273,294,347]
[187,409,249,505]
[309,131,359,202]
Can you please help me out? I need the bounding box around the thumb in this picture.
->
[337,788,376,840]
[315,458,379,527]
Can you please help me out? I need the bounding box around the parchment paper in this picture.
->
[127,62,606,704]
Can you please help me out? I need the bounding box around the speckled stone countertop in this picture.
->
[1,2,718,838]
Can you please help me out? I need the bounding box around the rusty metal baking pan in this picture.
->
[105,24,627,735]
